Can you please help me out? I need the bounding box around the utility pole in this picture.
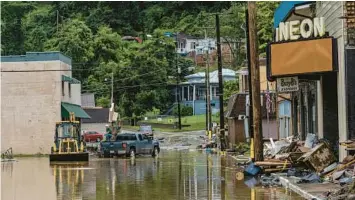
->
[206,43,212,134]
[110,72,114,105]
[247,2,263,161]
[175,33,182,130]
[245,6,254,160]
[56,10,59,33]
[203,29,212,137]
[215,14,227,151]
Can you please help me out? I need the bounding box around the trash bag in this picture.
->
[260,175,282,187]
[298,173,321,184]
[305,133,317,148]
[287,168,309,177]
[339,177,353,186]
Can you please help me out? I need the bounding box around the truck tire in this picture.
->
[103,151,110,158]
[152,147,159,157]
[129,148,136,158]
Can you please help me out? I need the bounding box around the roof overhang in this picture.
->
[62,75,80,84]
[274,1,314,28]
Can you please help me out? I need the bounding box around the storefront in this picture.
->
[268,2,339,152]
[270,1,355,160]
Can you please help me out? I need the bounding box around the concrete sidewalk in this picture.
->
[273,173,342,200]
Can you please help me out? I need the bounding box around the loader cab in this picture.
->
[55,122,81,140]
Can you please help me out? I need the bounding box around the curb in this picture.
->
[272,173,324,200]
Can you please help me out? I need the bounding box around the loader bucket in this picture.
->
[49,152,89,162]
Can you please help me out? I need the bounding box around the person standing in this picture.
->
[105,124,112,141]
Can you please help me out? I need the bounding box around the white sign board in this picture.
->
[277,77,299,93]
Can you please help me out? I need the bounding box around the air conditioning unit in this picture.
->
[238,115,246,120]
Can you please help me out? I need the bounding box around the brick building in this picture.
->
[1,52,90,155]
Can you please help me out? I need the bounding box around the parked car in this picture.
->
[138,125,154,137]
[98,133,160,158]
[82,131,103,142]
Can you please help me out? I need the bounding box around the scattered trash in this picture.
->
[298,142,337,173]
[260,175,282,187]
[333,170,346,181]
[298,173,321,184]
[244,176,258,188]
[245,162,261,176]
[304,133,317,148]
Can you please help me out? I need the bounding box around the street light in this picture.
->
[104,72,114,105]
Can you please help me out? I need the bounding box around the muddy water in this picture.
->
[2,151,303,200]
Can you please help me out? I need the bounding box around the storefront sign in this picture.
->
[275,17,325,42]
[277,77,299,93]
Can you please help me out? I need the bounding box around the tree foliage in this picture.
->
[224,79,239,101]
[1,2,279,118]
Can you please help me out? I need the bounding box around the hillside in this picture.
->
[1,1,278,118]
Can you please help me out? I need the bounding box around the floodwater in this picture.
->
[2,150,303,200]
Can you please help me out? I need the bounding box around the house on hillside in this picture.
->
[1,52,91,155]
[164,32,237,67]
[122,36,142,43]
[173,68,237,115]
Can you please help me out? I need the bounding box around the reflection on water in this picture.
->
[51,162,96,200]
[2,151,303,200]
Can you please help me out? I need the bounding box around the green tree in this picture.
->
[224,79,239,100]
[257,2,279,56]
[45,19,94,79]
[1,1,37,55]
[92,26,123,63]
[22,4,54,52]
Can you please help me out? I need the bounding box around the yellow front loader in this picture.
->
[49,113,89,162]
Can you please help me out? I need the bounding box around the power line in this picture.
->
[81,68,168,88]
[82,82,173,93]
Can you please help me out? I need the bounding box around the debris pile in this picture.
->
[254,137,355,199]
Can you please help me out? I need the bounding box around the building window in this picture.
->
[68,83,71,98]
[191,42,196,49]
[62,81,65,96]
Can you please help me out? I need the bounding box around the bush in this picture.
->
[173,104,193,116]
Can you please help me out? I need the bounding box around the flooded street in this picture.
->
[2,149,303,200]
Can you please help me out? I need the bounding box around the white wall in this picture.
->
[60,62,81,106]
[317,1,346,160]
[1,61,62,154]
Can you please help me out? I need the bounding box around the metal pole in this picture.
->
[176,33,182,130]
[111,72,114,105]
[204,30,209,135]
[207,45,212,134]
[57,10,59,33]
[216,14,226,151]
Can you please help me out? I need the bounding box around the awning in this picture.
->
[62,75,81,84]
[61,102,91,119]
